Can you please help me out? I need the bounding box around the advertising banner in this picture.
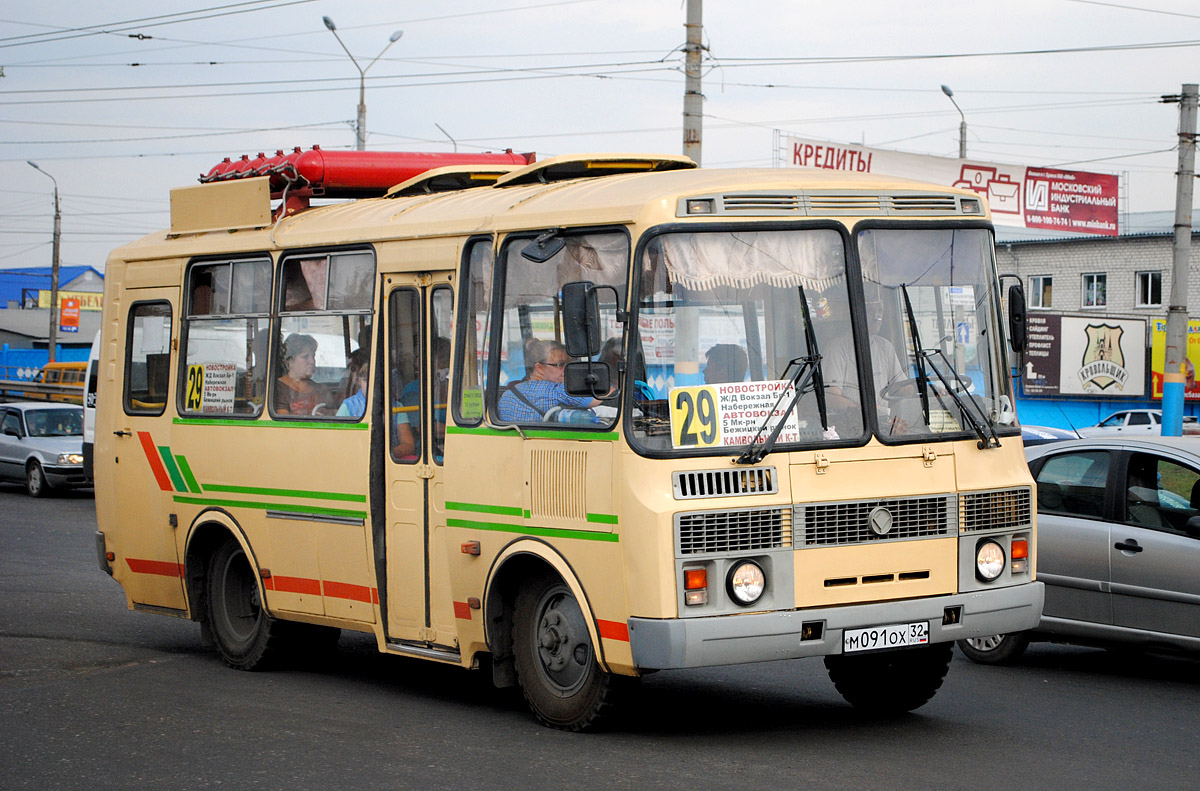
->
[38,290,103,311]
[59,297,80,334]
[1021,314,1146,397]
[1150,319,1200,400]
[781,135,1119,236]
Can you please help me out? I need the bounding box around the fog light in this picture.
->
[975,540,1006,581]
[727,560,765,605]
[685,589,709,606]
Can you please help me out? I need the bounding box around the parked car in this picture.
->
[958,436,1200,663]
[1075,409,1163,437]
[0,402,88,497]
[1021,425,1078,446]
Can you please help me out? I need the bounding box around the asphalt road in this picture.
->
[2,486,1197,791]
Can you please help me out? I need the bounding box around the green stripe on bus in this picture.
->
[587,513,618,524]
[172,495,367,520]
[175,455,202,494]
[173,418,368,430]
[446,426,619,441]
[445,501,524,517]
[157,447,188,492]
[446,517,619,542]
[201,483,366,503]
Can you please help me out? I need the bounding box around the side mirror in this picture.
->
[1185,515,1200,538]
[561,281,601,358]
[1007,283,1027,353]
[564,361,612,398]
[521,229,566,263]
[3,426,21,438]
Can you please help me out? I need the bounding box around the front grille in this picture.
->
[796,494,955,547]
[960,487,1032,532]
[673,467,777,499]
[677,507,792,555]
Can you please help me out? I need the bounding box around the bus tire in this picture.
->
[512,573,623,731]
[25,460,50,498]
[206,539,288,671]
[824,641,952,713]
[956,632,1030,665]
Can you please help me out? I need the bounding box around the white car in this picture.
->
[1076,409,1163,437]
[0,402,88,497]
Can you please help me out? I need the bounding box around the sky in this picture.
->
[1,0,1197,272]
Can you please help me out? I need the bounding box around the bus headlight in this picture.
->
[58,453,84,465]
[975,540,1006,581]
[727,560,765,605]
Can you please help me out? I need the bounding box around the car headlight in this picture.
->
[975,540,1006,581]
[727,560,765,605]
[57,453,83,465]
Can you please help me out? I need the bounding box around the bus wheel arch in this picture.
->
[483,541,624,731]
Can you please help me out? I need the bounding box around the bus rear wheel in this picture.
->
[206,539,288,670]
[512,573,624,731]
[824,641,952,713]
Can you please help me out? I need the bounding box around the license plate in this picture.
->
[843,621,929,653]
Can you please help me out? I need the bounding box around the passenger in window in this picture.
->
[337,349,369,418]
[497,339,604,424]
[394,339,452,461]
[703,344,748,385]
[275,333,329,416]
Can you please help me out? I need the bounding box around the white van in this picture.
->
[82,331,100,483]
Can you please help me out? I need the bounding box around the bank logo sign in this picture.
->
[1022,315,1146,398]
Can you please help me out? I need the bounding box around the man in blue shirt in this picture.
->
[498,339,602,423]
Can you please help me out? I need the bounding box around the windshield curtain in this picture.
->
[628,228,865,455]
[856,227,1016,441]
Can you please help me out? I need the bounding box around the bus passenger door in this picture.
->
[382,280,430,643]
[107,291,187,610]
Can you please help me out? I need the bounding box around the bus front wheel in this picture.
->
[206,539,288,671]
[824,641,952,713]
[512,573,624,731]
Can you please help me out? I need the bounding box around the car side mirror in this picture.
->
[1185,515,1200,538]
[3,427,21,438]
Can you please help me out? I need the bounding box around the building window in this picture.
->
[1082,273,1106,308]
[1029,275,1052,309]
[1136,271,1162,307]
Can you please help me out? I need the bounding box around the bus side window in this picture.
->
[124,302,172,416]
[454,238,493,426]
[273,251,374,420]
[431,286,453,464]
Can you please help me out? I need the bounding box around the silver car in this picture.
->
[959,436,1200,663]
[0,402,88,497]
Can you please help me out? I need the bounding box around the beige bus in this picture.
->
[94,150,1042,730]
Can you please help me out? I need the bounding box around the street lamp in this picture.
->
[26,160,62,363]
[941,84,967,159]
[322,16,404,151]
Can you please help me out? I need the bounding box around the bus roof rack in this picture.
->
[385,164,521,198]
[493,153,697,188]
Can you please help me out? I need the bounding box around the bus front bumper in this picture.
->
[627,582,1043,670]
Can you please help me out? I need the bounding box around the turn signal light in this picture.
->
[684,568,707,590]
[1011,538,1028,559]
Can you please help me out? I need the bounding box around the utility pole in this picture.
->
[1160,83,1198,436]
[682,0,703,165]
[27,161,61,363]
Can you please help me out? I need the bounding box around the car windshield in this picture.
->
[25,409,83,437]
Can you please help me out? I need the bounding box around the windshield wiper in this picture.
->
[900,283,999,450]
[735,285,828,465]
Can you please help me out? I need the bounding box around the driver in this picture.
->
[824,285,910,430]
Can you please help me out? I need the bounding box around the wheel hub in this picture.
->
[533,590,591,695]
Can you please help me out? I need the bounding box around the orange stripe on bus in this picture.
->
[453,601,472,620]
[597,619,629,642]
[126,557,184,578]
[137,431,174,491]
[322,580,373,604]
[271,575,322,596]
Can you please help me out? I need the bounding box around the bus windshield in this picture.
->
[629,228,865,454]
[857,227,1016,442]
[627,225,1017,456]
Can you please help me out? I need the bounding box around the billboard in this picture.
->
[781,135,1119,236]
[1021,314,1146,397]
[1150,319,1200,400]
